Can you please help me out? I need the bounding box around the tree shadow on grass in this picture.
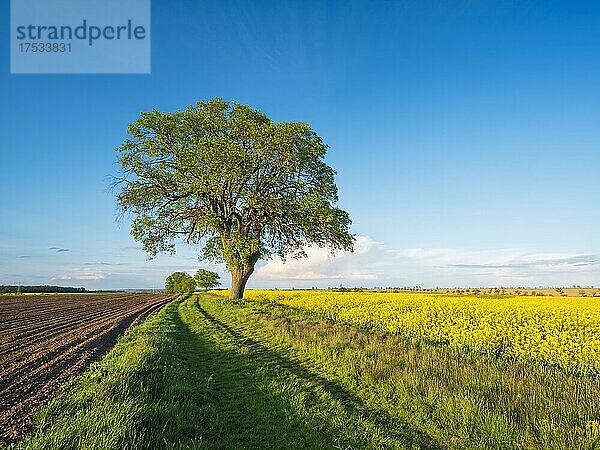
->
[129,300,357,449]
[15,297,444,449]
[184,299,444,450]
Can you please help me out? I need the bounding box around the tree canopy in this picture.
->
[194,269,221,291]
[116,98,354,299]
[165,272,196,294]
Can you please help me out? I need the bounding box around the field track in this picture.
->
[0,293,176,446]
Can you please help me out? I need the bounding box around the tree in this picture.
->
[115,98,354,299]
[165,272,196,293]
[194,269,221,291]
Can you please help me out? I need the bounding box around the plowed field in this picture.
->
[0,293,175,445]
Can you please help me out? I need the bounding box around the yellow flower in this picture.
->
[215,290,600,375]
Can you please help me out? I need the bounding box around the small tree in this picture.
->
[165,272,196,293]
[195,269,221,291]
[115,99,354,299]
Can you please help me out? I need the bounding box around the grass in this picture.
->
[11,293,600,449]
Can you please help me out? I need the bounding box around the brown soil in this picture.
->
[0,293,176,446]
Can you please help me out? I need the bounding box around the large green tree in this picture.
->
[115,99,354,299]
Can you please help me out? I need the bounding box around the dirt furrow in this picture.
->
[0,298,168,390]
[0,295,146,330]
[0,293,175,446]
[0,299,154,362]
[0,295,166,350]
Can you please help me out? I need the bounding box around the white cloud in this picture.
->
[53,268,107,281]
[252,237,600,288]
[255,236,382,282]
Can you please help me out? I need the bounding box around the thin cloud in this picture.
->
[82,261,126,266]
[118,245,142,252]
[53,268,106,281]
[444,254,600,270]
[49,247,70,252]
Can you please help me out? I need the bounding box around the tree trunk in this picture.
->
[229,266,254,300]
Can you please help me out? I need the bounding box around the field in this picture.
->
[11,293,600,449]
[0,293,175,445]
[233,290,600,375]
[384,287,600,297]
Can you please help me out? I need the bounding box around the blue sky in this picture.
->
[2,0,600,289]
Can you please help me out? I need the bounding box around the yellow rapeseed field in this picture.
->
[217,290,600,374]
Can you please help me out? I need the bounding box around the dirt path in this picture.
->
[0,293,175,446]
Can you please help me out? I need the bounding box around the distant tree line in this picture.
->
[0,285,87,294]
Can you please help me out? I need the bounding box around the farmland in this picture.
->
[12,293,600,449]
[0,293,175,445]
[233,290,600,375]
